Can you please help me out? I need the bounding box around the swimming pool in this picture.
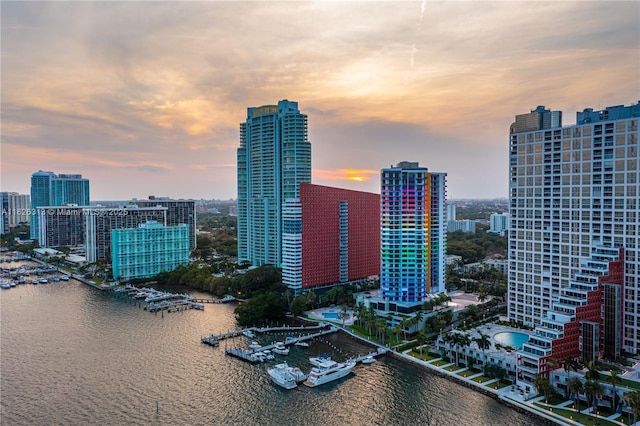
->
[493,332,529,349]
[322,312,340,319]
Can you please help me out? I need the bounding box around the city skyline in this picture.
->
[2,1,638,200]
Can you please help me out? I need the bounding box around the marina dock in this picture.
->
[217,326,341,363]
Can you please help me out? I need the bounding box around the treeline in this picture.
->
[154,263,285,298]
[446,229,507,263]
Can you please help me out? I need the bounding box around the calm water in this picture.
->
[1,272,545,425]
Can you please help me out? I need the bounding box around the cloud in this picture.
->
[1,1,638,200]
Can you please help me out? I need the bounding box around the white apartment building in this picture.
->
[488,213,509,236]
[508,103,639,353]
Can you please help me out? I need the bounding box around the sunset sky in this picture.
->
[1,1,638,201]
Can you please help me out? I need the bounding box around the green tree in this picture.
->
[584,379,604,414]
[473,333,491,366]
[566,376,584,411]
[623,390,640,425]
[606,370,622,412]
[416,331,428,355]
[563,357,581,399]
[233,290,286,326]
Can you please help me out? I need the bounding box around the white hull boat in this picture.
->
[303,359,355,388]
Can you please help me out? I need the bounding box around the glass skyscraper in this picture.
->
[237,100,311,267]
[30,171,90,239]
[380,162,447,310]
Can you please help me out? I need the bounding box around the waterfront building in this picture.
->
[133,196,196,250]
[281,183,379,294]
[111,221,190,281]
[30,171,89,239]
[447,219,476,233]
[508,102,639,353]
[84,205,168,263]
[36,205,85,248]
[379,161,447,312]
[0,192,30,233]
[488,213,509,236]
[237,100,311,267]
[516,246,624,394]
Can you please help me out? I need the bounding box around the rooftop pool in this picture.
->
[493,331,529,349]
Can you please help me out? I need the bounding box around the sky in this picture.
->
[1,1,638,201]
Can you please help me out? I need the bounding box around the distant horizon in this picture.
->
[2,2,637,201]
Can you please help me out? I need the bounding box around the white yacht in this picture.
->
[309,354,331,366]
[267,362,306,390]
[303,359,356,388]
[272,342,289,355]
[294,341,310,348]
[361,355,376,364]
[243,329,256,339]
[248,341,261,350]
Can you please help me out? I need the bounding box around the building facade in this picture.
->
[133,197,196,250]
[447,219,476,233]
[111,221,190,281]
[36,205,85,248]
[30,171,89,239]
[508,103,639,353]
[380,161,447,310]
[488,212,509,236]
[0,192,30,234]
[237,100,311,267]
[85,205,168,263]
[281,183,380,293]
[516,246,624,388]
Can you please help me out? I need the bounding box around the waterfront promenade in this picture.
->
[323,318,629,426]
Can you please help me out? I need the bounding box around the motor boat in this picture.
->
[303,359,356,388]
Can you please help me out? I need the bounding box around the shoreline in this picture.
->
[333,324,573,426]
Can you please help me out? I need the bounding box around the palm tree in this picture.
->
[584,379,604,414]
[339,305,349,327]
[473,333,491,367]
[393,324,403,344]
[413,310,424,332]
[606,371,622,412]
[533,374,553,404]
[623,390,640,425]
[416,331,427,356]
[356,302,366,327]
[585,360,601,381]
[566,376,584,411]
[451,333,471,366]
[401,318,411,340]
[563,357,581,398]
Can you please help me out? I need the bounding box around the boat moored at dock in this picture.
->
[303,358,355,388]
[267,362,307,389]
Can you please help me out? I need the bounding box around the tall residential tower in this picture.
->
[380,162,447,312]
[508,103,639,353]
[237,100,311,267]
[30,171,89,239]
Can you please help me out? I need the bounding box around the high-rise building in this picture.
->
[36,205,85,248]
[446,202,456,221]
[508,103,639,353]
[380,162,447,311]
[84,205,168,263]
[488,212,509,236]
[133,197,196,250]
[237,100,311,267]
[0,192,30,234]
[281,183,380,294]
[30,171,89,239]
[111,221,190,281]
